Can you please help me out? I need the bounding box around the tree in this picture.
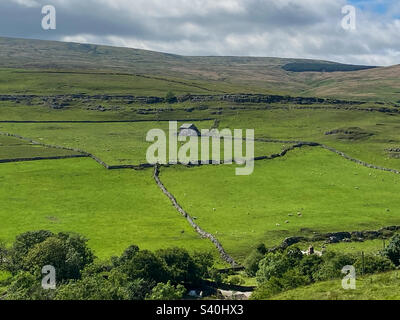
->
[23,233,94,281]
[4,272,54,300]
[156,247,201,284]
[192,251,214,279]
[55,266,149,300]
[297,254,323,282]
[255,243,267,255]
[355,254,394,274]
[55,274,118,300]
[120,250,168,286]
[382,234,400,266]
[165,91,177,104]
[243,250,264,277]
[8,230,54,273]
[256,252,298,283]
[312,252,356,281]
[146,281,186,300]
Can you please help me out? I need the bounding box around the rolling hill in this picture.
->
[0,36,399,102]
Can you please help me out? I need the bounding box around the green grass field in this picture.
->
[270,270,400,300]
[0,134,80,160]
[222,108,400,171]
[1,37,400,287]
[0,122,291,166]
[0,158,217,259]
[161,147,400,261]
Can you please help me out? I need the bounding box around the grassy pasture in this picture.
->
[221,108,400,171]
[0,68,223,96]
[270,270,400,300]
[0,134,80,160]
[0,122,290,166]
[0,158,217,259]
[161,147,400,261]
[296,239,389,256]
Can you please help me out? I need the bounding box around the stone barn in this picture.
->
[178,123,200,137]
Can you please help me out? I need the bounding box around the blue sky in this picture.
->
[349,0,399,16]
[1,0,400,66]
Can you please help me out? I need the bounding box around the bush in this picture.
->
[192,251,214,279]
[256,247,304,284]
[355,254,395,275]
[4,272,54,300]
[243,250,264,277]
[255,243,267,255]
[250,277,283,300]
[251,270,308,300]
[120,250,168,286]
[146,281,186,300]
[382,234,400,266]
[312,252,356,282]
[8,230,54,273]
[22,233,94,281]
[227,275,245,286]
[165,91,177,104]
[209,268,226,285]
[156,247,201,284]
[297,254,323,282]
[256,252,293,283]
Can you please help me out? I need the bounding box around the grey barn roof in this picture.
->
[179,123,198,129]
[178,123,200,136]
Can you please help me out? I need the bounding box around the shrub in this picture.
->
[4,272,54,300]
[250,277,283,300]
[156,247,201,284]
[23,233,94,281]
[146,281,186,300]
[382,234,400,266]
[256,252,293,283]
[297,254,323,282]
[120,250,168,286]
[243,250,264,277]
[165,91,177,104]
[227,275,245,286]
[354,254,395,275]
[312,252,356,282]
[8,230,54,273]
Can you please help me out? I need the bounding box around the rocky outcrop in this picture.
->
[270,226,400,252]
[0,93,366,106]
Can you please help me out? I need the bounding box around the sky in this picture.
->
[1,0,400,66]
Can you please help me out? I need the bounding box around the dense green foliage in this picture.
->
[250,234,400,299]
[0,230,215,300]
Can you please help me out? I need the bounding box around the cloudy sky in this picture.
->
[1,0,400,66]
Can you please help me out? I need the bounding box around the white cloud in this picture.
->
[4,0,400,65]
[11,0,40,7]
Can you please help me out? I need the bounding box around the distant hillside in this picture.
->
[282,62,377,73]
[0,37,399,102]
